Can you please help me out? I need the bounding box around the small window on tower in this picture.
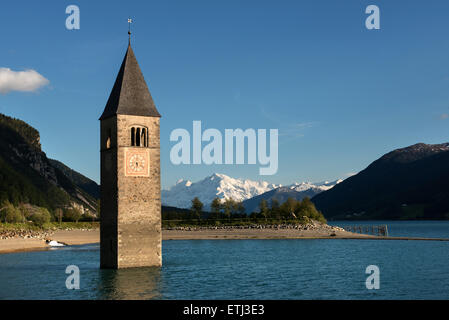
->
[131,127,135,146]
[106,129,111,149]
[141,128,147,147]
[136,128,141,147]
[130,126,148,147]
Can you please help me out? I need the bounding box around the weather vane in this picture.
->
[128,18,133,44]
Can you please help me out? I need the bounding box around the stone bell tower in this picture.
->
[99,42,161,269]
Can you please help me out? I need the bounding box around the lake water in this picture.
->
[0,221,448,300]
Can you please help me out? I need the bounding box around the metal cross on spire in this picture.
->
[128,18,133,44]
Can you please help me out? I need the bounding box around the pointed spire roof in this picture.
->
[100,44,161,120]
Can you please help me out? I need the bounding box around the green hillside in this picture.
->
[0,113,97,219]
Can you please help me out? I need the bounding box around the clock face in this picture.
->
[125,148,150,177]
[129,154,145,173]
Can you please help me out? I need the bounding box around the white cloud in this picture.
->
[0,68,49,94]
[278,121,319,139]
[260,107,319,140]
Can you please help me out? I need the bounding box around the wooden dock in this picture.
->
[338,224,449,241]
[343,225,389,236]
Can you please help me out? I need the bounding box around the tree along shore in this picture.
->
[163,196,327,227]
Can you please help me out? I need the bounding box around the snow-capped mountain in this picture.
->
[241,179,343,213]
[162,173,280,209]
[161,173,342,209]
[289,179,343,193]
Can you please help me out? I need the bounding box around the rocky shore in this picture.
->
[0,227,96,240]
[0,229,53,240]
[165,220,345,232]
[163,221,362,240]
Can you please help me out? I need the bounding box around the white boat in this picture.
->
[48,240,65,247]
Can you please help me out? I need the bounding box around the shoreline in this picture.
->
[1,227,449,255]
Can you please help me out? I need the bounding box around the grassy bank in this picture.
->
[0,221,99,232]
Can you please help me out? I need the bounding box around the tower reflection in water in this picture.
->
[96,267,162,299]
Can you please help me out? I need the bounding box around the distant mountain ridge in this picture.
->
[289,179,343,193]
[312,142,449,220]
[0,113,98,215]
[242,180,342,213]
[162,173,342,210]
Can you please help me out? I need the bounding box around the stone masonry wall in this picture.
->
[116,114,161,268]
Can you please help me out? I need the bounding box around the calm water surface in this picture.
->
[0,221,448,300]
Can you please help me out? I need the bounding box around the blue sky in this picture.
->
[0,0,448,189]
